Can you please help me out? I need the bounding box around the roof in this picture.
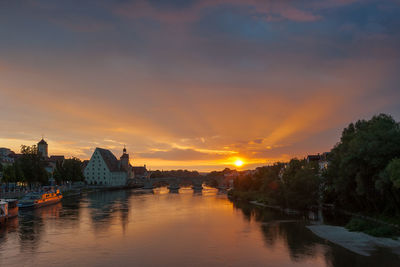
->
[307,155,321,161]
[96,148,122,172]
[120,153,129,159]
[38,139,48,145]
[49,155,65,162]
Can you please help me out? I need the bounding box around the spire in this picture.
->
[123,145,127,154]
[38,138,48,145]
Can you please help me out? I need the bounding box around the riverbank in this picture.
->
[307,225,400,256]
[248,198,400,256]
[249,200,301,214]
[232,190,400,256]
[232,189,400,229]
[229,190,304,215]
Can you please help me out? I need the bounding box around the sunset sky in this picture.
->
[1,0,400,171]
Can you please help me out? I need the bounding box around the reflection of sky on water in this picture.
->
[0,190,399,266]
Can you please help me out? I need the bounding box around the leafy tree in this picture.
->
[2,162,24,183]
[382,158,400,189]
[375,158,400,214]
[54,157,85,184]
[256,163,285,205]
[232,159,320,209]
[17,145,48,185]
[2,165,17,183]
[324,114,400,214]
[283,160,320,209]
[233,174,253,191]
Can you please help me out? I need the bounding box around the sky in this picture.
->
[1,0,400,171]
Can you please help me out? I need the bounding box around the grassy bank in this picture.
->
[346,217,400,238]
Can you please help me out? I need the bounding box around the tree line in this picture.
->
[1,145,84,186]
[232,114,400,216]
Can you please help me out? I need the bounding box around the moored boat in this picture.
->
[0,201,7,225]
[0,199,18,218]
[18,189,62,209]
[0,199,18,226]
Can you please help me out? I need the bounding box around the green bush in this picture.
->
[367,226,398,238]
[346,217,399,238]
[346,218,371,232]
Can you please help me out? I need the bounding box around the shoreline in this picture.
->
[241,192,400,229]
[249,200,301,214]
[307,225,400,256]
[246,198,400,256]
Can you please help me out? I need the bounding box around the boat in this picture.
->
[17,189,62,209]
[0,201,7,225]
[0,199,18,226]
[0,199,18,218]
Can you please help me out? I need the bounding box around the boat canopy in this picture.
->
[1,199,18,209]
[22,193,41,200]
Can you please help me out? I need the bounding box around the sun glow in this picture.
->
[234,159,244,167]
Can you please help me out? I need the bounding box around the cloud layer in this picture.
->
[1,0,400,171]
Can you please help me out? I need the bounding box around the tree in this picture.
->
[257,163,285,206]
[17,145,48,185]
[324,114,400,214]
[54,157,85,184]
[281,159,320,209]
[285,162,320,209]
[231,160,320,209]
[375,158,400,214]
[381,158,400,189]
[2,165,17,183]
[2,161,25,184]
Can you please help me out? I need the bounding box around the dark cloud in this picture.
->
[252,139,264,144]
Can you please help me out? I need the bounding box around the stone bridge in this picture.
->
[146,177,207,188]
[128,176,231,190]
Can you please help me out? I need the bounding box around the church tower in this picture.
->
[37,138,48,159]
[120,146,130,171]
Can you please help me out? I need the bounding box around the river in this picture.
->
[0,187,399,266]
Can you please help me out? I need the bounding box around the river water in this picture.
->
[0,187,399,266]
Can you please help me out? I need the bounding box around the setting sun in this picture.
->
[234,159,244,167]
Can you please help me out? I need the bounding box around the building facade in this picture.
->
[0,148,14,166]
[306,152,330,171]
[132,165,148,179]
[84,147,134,186]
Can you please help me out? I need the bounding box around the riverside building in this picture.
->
[84,147,134,186]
